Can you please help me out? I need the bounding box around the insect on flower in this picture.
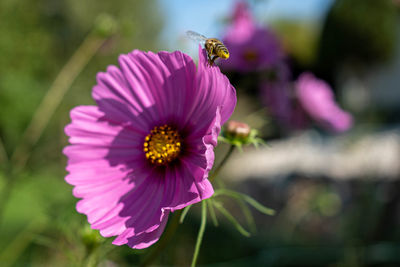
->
[186,30,230,66]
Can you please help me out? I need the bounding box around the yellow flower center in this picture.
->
[143,125,182,166]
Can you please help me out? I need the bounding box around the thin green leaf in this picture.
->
[191,201,207,267]
[237,199,256,233]
[180,204,192,223]
[254,137,268,148]
[236,144,243,152]
[212,201,250,237]
[214,189,275,216]
[253,140,260,149]
[206,199,219,227]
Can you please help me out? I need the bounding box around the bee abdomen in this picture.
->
[215,43,228,52]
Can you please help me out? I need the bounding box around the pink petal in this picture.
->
[296,72,353,133]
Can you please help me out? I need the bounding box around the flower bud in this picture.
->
[225,120,251,140]
[94,14,117,38]
[81,224,103,253]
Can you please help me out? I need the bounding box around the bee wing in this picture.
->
[186,30,207,45]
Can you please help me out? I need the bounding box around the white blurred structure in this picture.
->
[224,131,400,181]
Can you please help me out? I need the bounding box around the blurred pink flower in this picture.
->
[261,64,309,130]
[63,47,236,249]
[296,72,353,133]
[261,64,292,122]
[220,1,284,72]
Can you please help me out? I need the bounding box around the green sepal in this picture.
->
[214,188,275,216]
[180,204,192,223]
[212,200,251,237]
[219,129,266,149]
[206,199,219,227]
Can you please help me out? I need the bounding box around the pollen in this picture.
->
[143,125,182,166]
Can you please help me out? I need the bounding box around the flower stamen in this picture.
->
[144,125,182,166]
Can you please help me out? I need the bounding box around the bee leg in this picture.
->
[207,46,214,66]
[210,55,218,66]
[207,54,213,66]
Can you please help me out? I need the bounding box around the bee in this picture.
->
[186,30,229,66]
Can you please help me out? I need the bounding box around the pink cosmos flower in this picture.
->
[220,1,284,72]
[63,47,236,249]
[296,72,353,133]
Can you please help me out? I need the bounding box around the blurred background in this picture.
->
[1,0,400,266]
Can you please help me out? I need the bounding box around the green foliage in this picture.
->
[317,0,397,73]
[270,20,320,66]
[0,0,164,265]
[0,0,163,153]
[179,187,275,266]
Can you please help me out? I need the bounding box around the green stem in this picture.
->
[0,136,8,168]
[10,30,109,170]
[244,106,268,121]
[82,248,98,267]
[191,201,207,267]
[0,167,14,229]
[140,210,182,267]
[180,204,192,223]
[209,145,235,182]
[0,136,10,222]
